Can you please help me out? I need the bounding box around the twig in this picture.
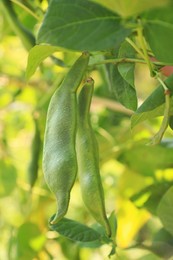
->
[91,96,134,115]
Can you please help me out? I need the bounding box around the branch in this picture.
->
[91,96,134,115]
[90,58,172,67]
[149,76,171,145]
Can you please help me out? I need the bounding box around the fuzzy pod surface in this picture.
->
[76,77,111,237]
[43,52,90,224]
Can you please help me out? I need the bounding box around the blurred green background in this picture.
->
[1,0,173,259]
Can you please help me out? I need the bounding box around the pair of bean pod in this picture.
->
[43,52,111,237]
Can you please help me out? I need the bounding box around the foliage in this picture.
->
[1,0,173,259]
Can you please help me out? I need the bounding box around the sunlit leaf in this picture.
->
[26,45,60,80]
[104,0,170,17]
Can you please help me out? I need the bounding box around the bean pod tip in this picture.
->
[85,77,94,84]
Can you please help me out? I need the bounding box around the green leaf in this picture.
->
[17,222,45,259]
[0,159,17,197]
[153,228,173,245]
[144,22,173,63]
[118,40,136,87]
[77,239,103,248]
[157,186,173,236]
[131,182,173,214]
[76,223,112,248]
[169,115,173,130]
[131,103,164,128]
[26,45,60,80]
[131,98,173,128]
[103,0,170,17]
[131,74,173,127]
[108,211,117,240]
[140,242,173,259]
[150,228,173,258]
[118,144,173,176]
[49,216,101,242]
[136,226,173,258]
[137,253,161,260]
[108,245,116,258]
[141,183,173,216]
[90,0,120,14]
[107,212,117,257]
[109,64,137,110]
[143,5,173,63]
[37,0,130,51]
[136,75,173,112]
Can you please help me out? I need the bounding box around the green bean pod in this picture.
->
[76,77,111,237]
[43,52,90,224]
[27,117,41,189]
[0,0,35,50]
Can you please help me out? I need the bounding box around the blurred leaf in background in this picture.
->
[0,0,173,259]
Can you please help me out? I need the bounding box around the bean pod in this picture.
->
[76,77,111,237]
[43,52,90,224]
[28,116,41,189]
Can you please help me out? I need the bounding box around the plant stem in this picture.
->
[132,18,172,144]
[126,37,146,59]
[90,58,170,67]
[11,0,40,20]
[92,58,146,66]
[137,19,155,77]
[91,96,133,115]
[149,76,171,145]
[157,77,169,91]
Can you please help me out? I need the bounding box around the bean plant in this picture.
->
[0,0,173,259]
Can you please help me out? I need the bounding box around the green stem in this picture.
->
[0,0,35,50]
[149,76,171,145]
[137,20,155,77]
[90,58,170,67]
[126,37,146,59]
[157,77,168,91]
[11,0,40,20]
[92,57,146,66]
